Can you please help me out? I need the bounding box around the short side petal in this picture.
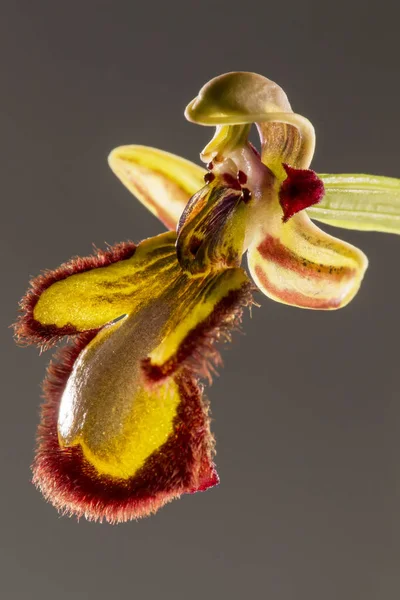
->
[108,145,206,229]
[308,173,400,234]
[248,211,368,310]
[15,232,177,348]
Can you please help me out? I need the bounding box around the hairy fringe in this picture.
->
[13,241,137,350]
[141,282,254,385]
[33,332,218,524]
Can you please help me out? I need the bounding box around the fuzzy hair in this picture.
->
[32,332,218,524]
[14,241,137,349]
[141,282,254,385]
[21,242,254,522]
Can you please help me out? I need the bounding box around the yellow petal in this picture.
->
[308,173,400,234]
[16,232,178,346]
[247,211,368,310]
[58,320,185,480]
[108,145,206,229]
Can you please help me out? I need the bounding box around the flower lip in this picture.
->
[33,329,219,523]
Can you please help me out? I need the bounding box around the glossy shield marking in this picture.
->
[34,332,218,523]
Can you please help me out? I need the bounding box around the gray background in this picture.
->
[2,1,400,598]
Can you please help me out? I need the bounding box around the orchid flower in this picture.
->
[15,72,400,523]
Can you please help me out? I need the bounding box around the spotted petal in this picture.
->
[108,145,205,229]
[247,211,368,310]
[308,173,400,234]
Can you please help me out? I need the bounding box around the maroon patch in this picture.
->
[279,163,325,223]
[222,173,242,190]
[14,241,137,349]
[188,236,203,257]
[141,283,254,385]
[237,170,247,185]
[204,172,215,184]
[32,332,218,523]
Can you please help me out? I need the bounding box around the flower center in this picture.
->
[176,126,275,275]
[176,121,324,276]
[203,125,274,200]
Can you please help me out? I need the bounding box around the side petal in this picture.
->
[14,232,177,347]
[108,145,206,229]
[33,260,252,522]
[308,173,400,234]
[247,211,368,310]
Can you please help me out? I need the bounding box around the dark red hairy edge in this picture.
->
[14,241,137,349]
[141,283,254,385]
[33,332,218,524]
